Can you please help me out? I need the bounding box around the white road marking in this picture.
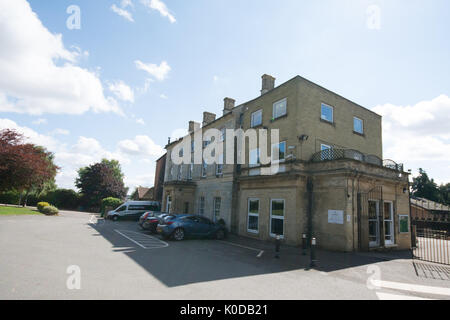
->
[114,230,168,250]
[218,240,264,258]
[371,279,450,297]
[376,292,432,300]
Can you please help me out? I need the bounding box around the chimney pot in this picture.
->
[261,74,276,95]
[223,97,235,115]
[202,112,216,127]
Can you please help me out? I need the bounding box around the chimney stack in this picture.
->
[223,97,235,115]
[188,121,200,133]
[202,112,216,127]
[261,74,276,95]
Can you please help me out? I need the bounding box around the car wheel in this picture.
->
[173,228,185,241]
[112,215,119,222]
[216,229,225,240]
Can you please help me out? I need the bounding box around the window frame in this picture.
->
[272,98,287,120]
[353,116,364,135]
[321,103,334,123]
[399,215,410,234]
[216,153,224,175]
[202,160,207,177]
[251,109,263,127]
[188,163,193,180]
[198,197,205,215]
[270,199,285,238]
[247,198,260,234]
[249,148,260,168]
[213,197,221,222]
[271,141,286,164]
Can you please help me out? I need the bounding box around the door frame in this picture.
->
[368,199,380,248]
[383,201,395,245]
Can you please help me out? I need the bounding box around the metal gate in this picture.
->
[412,220,450,265]
[357,186,383,251]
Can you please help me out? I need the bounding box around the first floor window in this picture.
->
[216,153,224,175]
[272,141,286,163]
[177,165,183,180]
[270,199,285,237]
[247,199,259,233]
[353,117,364,134]
[251,109,262,127]
[188,164,193,180]
[214,197,221,222]
[321,103,334,123]
[321,144,332,160]
[249,148,260,167]
[202,161,207,177]
[273,98,287,119]
[198,197,205,215]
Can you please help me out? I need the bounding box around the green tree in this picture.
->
[438,183,450,206]
[75,160,127,209]
[412,168,440,202]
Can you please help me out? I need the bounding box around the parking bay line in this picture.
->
[217,240,264,258]
[114,229,169,250]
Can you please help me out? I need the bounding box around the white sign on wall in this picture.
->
[328,210,344,225]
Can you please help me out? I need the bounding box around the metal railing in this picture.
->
[310,148,404,172]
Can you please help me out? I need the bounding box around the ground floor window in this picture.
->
[270,199,285,237]
[214,197,221,222]
[184,202,189,214]
[384,201,394,245]
[166,195,172,213]
[247,198,259,233]
[198,197,205,215]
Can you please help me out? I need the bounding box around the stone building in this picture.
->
[162,74,411,252]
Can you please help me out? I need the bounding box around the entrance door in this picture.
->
[368,200,380,247]
[384,201,394,245]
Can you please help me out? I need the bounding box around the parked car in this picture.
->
[139,212,169,233]
[107,201,160,221]
[156,214,227,241]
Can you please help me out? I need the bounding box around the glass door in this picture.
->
[166,196,172,213]
[384,201,394,245]
[368,200,380,247]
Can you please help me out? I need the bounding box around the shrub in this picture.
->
[101,197,122,216]
[43,189,81,210]
[0,190,21,205]
[41,205,59,215]
[37,202,50,212]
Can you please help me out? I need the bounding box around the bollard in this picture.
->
[310,237,317,267]
[275,235,281,259]
[302,233,307,255]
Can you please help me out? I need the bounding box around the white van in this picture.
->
[107,201,161,221]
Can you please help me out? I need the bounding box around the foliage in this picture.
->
[412,168,450,205]
[41,205,59,215]
[37,202,50,212]
[130,187,139,200]
[101,197,123,215]
[75,159,127,208]
[0,190,21,205]
[43,189,81,210]
[0,129,59,197]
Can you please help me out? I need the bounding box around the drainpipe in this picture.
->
[306,176,314,246]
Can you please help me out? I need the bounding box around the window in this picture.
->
[272,141,286,163]
[247,199,259,233]
[353,117,364,134]
[216,153,223,175]
[177,165,182,180]
[198,197,205,215]
[273,98,287,119]
[249,148,260,167]
[191,141,195,153]
[270,199,285,237]
[321,103,334,123]
[188,163,193,180]
[214,197,221,222]
[116,205,127,212]
[202,160,207,177]
[251,110,262,127]
[321,144,332,161]
[220,128,225,142]
[184,202,189,214]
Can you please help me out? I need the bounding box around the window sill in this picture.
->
[319,118,335,127]
[271,114,288,122]
[353,130,365,137]
[251,124,264,129]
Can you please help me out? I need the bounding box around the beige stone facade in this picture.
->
[162,74,411,252]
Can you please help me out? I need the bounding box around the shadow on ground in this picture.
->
[88,218,413,288]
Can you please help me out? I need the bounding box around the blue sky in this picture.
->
[0,0,449,191]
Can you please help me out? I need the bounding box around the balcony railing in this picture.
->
[310,148,404,172]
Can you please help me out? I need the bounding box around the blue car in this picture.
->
[156,214,227,241]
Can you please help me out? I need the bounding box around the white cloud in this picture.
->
[0,0,121,116]
[121,0,134,9]
[32,118,47,125]
[372,95,450,184]
[141,0,176,23]
[159,94,168,99]
[110,4,134,22]
[136,118,145,125]
[170,128,188,141]
[118,135,165,157]
[135,60,171,81]
[50,128,70,136]
[108,80,135,103]
[0,118,165,190]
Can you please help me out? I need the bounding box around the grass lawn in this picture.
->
[0,206,41,216]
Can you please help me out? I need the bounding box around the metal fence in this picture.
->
[310,148,404,172]
[412,220,450,265]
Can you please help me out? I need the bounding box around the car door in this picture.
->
[182,216,201,236]
[197,217,214,236]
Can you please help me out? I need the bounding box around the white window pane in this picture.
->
[354,117,363,134]
[321,104,333,122]
[273,99,286,119]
